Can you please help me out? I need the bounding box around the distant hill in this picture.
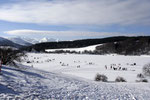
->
[22,36,130,52]
[22,36,150,55]
[7,37,32,46]
[8,37,58,45]
[95,36,150,55]
[0,37,23,48]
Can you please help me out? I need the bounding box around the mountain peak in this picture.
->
[39,37,57,43]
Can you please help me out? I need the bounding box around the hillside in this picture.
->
[1,64,150,99]
[95,36,150,55]
[22,36,130,52]
[0,37,23,48]
[7,37,32,46]
[22,36,150,55]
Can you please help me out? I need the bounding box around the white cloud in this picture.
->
[5,29,146,37]
[0,0,150,26]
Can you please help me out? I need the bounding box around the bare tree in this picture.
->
[0,47,25,65]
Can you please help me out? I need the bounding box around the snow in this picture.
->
[21,37,39,44]
[1,53,150,99]
[39,37,57,43]
[7,37,58,45]
[22,53,150,83]
[0,46,18,50]
[1,64,150,99]
[7,37,32,46]
[46,44,102,52]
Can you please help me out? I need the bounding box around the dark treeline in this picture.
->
[21,36,150,55]
[95,36,150,55]
[22,36,130,52]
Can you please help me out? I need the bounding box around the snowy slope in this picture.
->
[7,37,32,46]
[46,44,102,52]
[0,37,22,48]
[39,37,57,43]
[15,37,58,44]
[21,37,39,44]
[1,65,150,99]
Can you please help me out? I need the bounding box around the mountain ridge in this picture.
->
[0,37,23,48]
[7,37,32,46]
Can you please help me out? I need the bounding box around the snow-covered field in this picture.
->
[1,53,150,99]
[1,64,150,99]
[46,44,102,52]
[22,53,150,83]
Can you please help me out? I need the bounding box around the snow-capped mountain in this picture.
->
[22,37,58,44]
[5,37,58,46]
[7,37,32,46]
[0,37,22,48]
[20,37,39,44]
[39,37,57,43]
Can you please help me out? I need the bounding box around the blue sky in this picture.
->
[0,0,150,40]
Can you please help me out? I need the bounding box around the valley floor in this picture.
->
[23,53,150,82]
[1,53,150,100]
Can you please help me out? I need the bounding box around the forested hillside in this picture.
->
[22,36,150,55]
[22,36,130,52]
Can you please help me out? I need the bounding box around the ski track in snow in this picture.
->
[1,65,150,100]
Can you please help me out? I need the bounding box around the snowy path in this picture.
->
[0,65,150,100]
